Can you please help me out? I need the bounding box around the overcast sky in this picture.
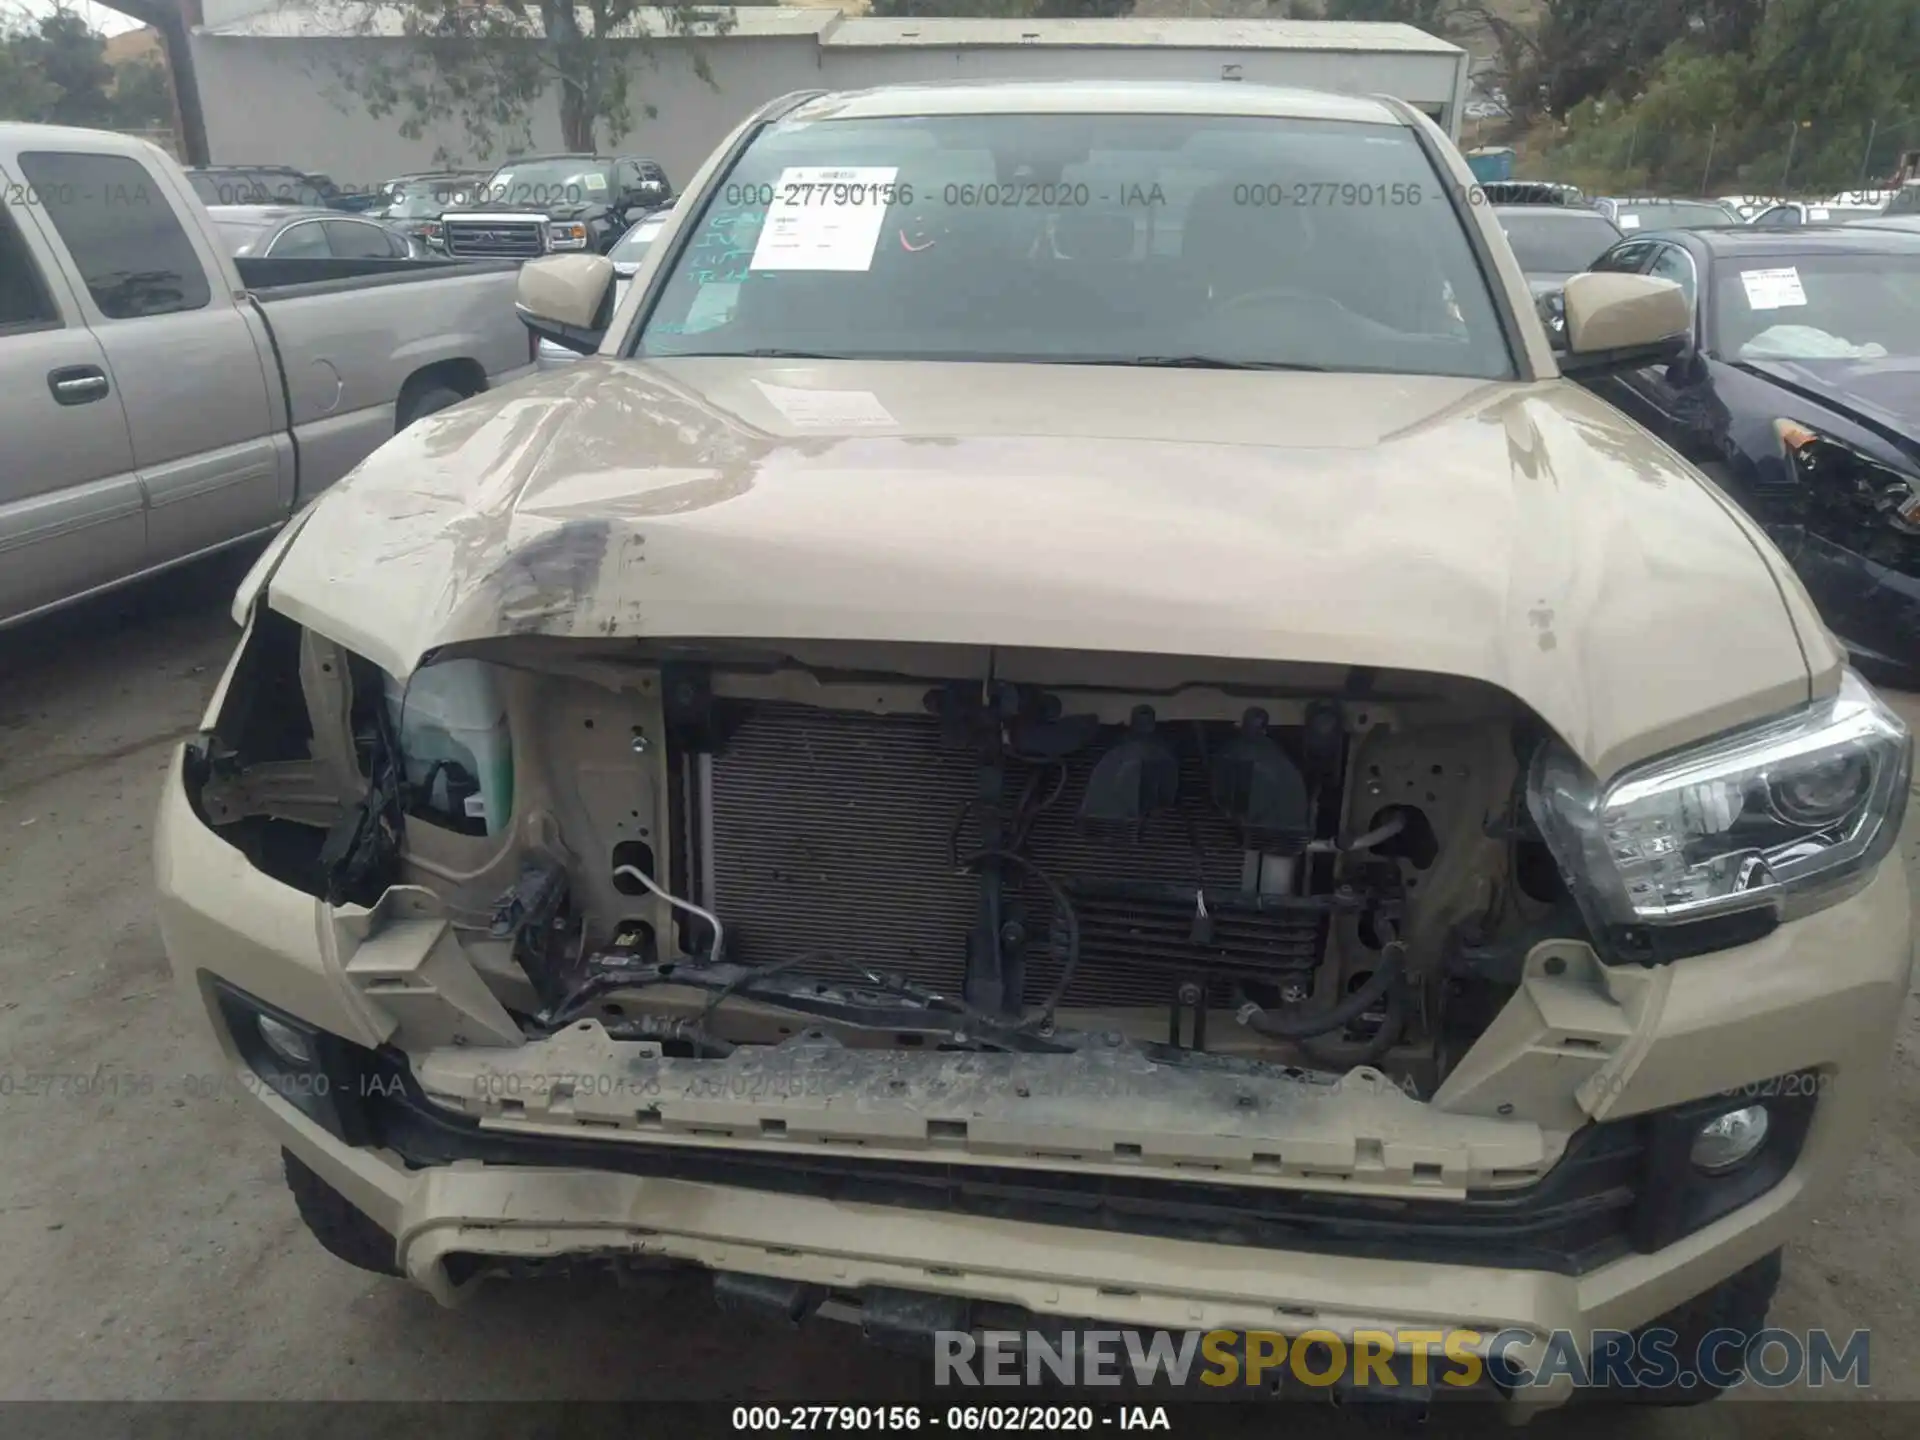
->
[8,0,146,36]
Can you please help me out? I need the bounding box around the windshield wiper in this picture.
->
[1128,353,1328,368]
[733,347,864,360]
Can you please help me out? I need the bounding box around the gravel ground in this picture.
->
[0,559,1914,1438]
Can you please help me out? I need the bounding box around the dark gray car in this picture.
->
[207,205,426,260]
[1494,205,1624,338]
[1594,197,1743,233]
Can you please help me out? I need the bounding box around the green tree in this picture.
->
[331,2,736,164]
[0,6,112,126]
[1320,0,1456,27]
[1538,0,1919,195]
[1520,1,1764,117]
[111,56,175,130]
[0,13,58,122]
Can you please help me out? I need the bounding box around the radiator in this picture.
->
[696,701,1325,1011]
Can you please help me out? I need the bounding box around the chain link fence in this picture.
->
[1467,114,1920,209]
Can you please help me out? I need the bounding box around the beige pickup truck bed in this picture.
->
[0,123,538,631]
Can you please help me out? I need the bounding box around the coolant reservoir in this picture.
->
[383,660,514,836]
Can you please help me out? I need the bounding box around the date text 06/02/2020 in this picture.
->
[730,1406,1172,1432]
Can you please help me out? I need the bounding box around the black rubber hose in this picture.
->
[695,949,1021,1045]
[697,949,854,1028]
[958,846,1082,1032]
[1296,969,1410,1067]
[1236,935,1407,1040]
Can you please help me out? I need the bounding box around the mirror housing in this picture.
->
[1556,272,1691,376]
[516,253,616,357]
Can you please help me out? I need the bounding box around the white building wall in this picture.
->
[190,35,830,186]
[188,31,1463,188]
[816,44,1456,109]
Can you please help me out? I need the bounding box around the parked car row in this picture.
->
[185,153,676,261]
[1496,177,1920,232]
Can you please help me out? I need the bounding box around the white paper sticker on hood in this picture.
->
[749,166,898,272]
[754,380,897,430]
[1740,267,1808,310]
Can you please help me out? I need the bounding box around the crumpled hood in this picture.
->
[267,358,1825,779]
[1737,356,1920,454]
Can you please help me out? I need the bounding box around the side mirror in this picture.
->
[1556,272,1691,376]
[516,253,616,357]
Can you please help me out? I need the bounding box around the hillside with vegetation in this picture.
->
[868,1,1918,198]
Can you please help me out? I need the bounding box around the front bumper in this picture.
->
[154,744,1912,1401]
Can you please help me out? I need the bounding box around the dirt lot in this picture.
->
[0,560,1914,1437]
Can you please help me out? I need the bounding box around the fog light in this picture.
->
[1691,1104,1770,1173]
[257,1014,315,1068]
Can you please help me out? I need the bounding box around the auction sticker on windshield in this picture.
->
[750,166,899,271]
[1741,267,1808,310]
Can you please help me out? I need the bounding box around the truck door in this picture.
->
[0,179,143,628]
[15,148,288,571]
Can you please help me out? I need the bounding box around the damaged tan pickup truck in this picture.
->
[157,81,1913,1413]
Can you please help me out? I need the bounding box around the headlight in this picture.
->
[547,222,589,249]
[1776,419,1920,534]
[1528,671,1911,951]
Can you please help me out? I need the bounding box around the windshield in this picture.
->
[637,113,1513,378]
[384,179,480,217]
[1614,201,1736,231]
[1713,252,1920,360]
[480,159,613,208]
[609,216,668,264]
[1498,212,1621,273]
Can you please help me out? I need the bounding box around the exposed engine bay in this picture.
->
[191,618,1569,1104]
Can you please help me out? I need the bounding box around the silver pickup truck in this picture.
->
[0,124,538,630]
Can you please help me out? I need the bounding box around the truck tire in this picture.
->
[282,1148,403,1277]
[397,382,467,432]
[1577,1248,1784,1406]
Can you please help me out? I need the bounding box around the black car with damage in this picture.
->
[1573,225,1920,681]
[438,153,672,260]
